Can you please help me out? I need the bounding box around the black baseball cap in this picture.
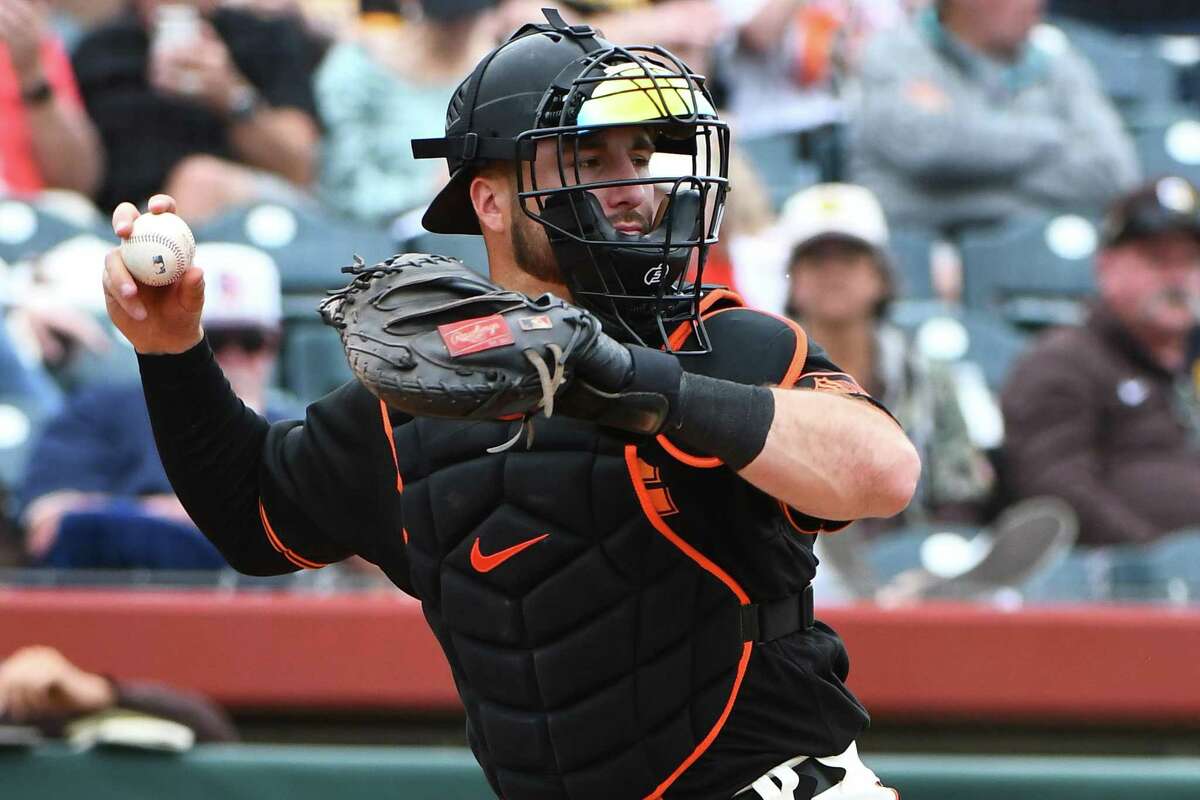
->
[412,12,611,234]
[1101,176,1200,248]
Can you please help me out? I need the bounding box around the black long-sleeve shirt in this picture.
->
[137,312,876,798]
[140,340,399,579]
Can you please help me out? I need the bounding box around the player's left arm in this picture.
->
[664,315,918,521]
[574,308,920,520]
[739,383,920,521]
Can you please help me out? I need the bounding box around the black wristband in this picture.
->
[664,373,775,471]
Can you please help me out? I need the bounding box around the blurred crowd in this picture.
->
[3,0,1200,606]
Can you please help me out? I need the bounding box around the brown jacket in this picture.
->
[1002,305,1200,546]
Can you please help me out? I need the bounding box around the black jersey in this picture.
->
[139,292,878,799]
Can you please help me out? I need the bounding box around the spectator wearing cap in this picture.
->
[850,0,1139,232]
[784,183,994,539]
[16,246,298,568]
[70,0,320,221]
[0,0,103,197]
[1002,177,1200,549]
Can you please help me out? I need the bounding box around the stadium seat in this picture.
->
[401,232,490,274]
[1048,20,1177,118]
[738,132,823,211]
[1133,112,1200,186]
[0,392,53,491]
[0,198,106,265]
[953,311,1030,391]
[1023,530,1200,604]
[915,497,1078,602]
[959,214,1099,330]
[887,227,938,300]
[865,525,938,584]
[1105,530,1200,603]
[195,202,397,294]
[888,304,1029,391]
[280,320,353,404]
[1020,549,1099,603]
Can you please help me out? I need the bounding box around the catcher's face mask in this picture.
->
[411,9,729,351]
[517,53,730,351]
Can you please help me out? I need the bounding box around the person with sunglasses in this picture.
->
[16,244,298,569]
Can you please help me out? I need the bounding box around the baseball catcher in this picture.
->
[102,8,918,799]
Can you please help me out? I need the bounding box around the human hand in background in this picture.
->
[22,489,106,559]
[0,646,116,722]
[0,0,48,88]
[9,302,111,367]
[149,18,249,115]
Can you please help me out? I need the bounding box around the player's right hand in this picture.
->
[104,194,206,355]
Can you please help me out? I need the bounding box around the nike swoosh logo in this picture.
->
[470,534,550,573]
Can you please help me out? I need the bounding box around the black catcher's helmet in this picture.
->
[412,7,730,351]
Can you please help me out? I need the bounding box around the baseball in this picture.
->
[120,212,196,286]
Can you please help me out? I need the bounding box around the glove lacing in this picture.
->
[486,344,565,454]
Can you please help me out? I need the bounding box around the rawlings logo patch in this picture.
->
[518,315,553,331]
[438,314,515,357]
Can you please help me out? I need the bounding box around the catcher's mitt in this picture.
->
[319,253,605,424]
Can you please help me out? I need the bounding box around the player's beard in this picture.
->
[510,205,563,284]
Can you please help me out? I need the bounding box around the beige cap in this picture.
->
[196,242,282,329]
[779,183,890,254]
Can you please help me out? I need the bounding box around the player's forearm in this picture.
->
[138,339,299,575]
[26,100,104,196]
[581,344,919,515]
[227,109,318,186]
[739,389,920,520]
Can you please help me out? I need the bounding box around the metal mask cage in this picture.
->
[512,44,730,352]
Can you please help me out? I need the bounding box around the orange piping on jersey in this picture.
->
[779,500,822,535]
[258,499,329,570]
[665,288,746,351]
[625,447,748,603]
[698,287,745,315]
[647,642,753,799]
[655,434,723,468]
[378,400,404,494]
[761,311,808,389]
[658,303,808,467]
[675,306,810,390]
[659,292,743,465]
[625,444,753,798]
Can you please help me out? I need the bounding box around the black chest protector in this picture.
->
[373,300,847,799]
[386,414,816,800]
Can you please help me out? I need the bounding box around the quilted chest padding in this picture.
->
[392,416,747,799]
